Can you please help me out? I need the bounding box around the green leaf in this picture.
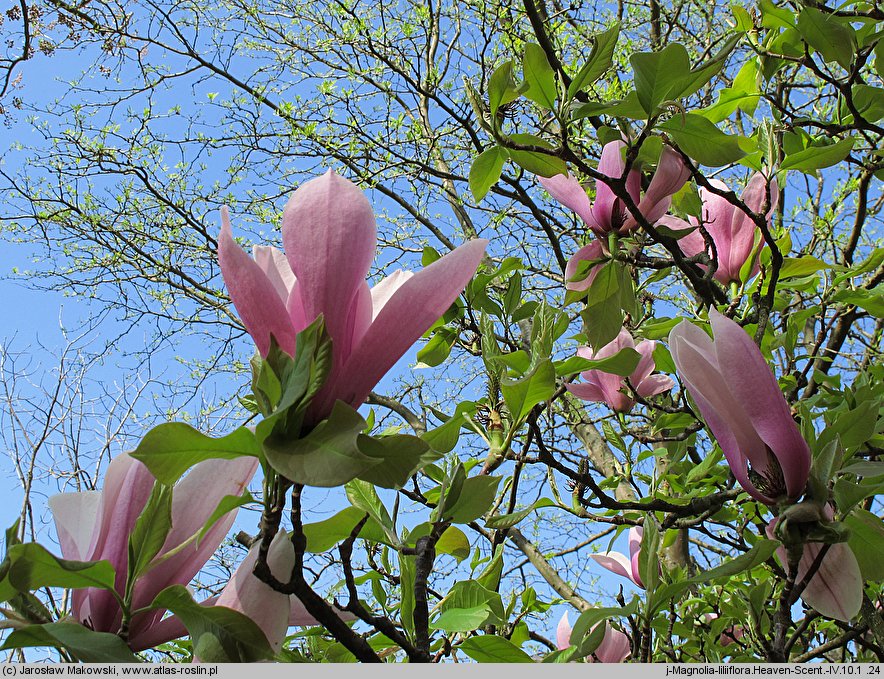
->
[779,256,832,279]
[568,23,620,98]
[441,476,502,524]
[264,401,378,487]
[302,506,390,552]
[469,146,508,202]
[780,138,855,174]
[506,134,568,177]
[834,288,884,317]
[458,635,533,663]
[431,605,492,632]
[484,498,555,530]
[797,7,856,69]
[631,43,692,114]
[415,326,457,368]
[844,510,884,581]
[131,424,260,486]
[435,526,471,562]
[582,262,626,349]
[151,585,275,662]
[554,347,641,378]
[4,543,117,599]
[1,623,140,662]
[399,552,416,640]
[422,402,478,454]
[197,490,255,542]
[660,114,747,167]
[127,481,173,589]
[501,358,556,422]
[835,476,884,515]
[356,434,441,489]
[638,517,661,593]
[522,43,557,109]
[488,61,520,119]
[649,539,779,614]
[569,600,639,650]
[345,479,397,545]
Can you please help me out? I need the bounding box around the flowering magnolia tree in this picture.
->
[0,0,882,664]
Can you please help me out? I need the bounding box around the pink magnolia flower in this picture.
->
[659,173,778,285]
[589,526,644,588]
[566,330,675,413]
[539,141,690,238]
[218,170,488,422]
[48,452,258,651]
[556,612,631,662]
[564,241,606,292]
[668,310,811,505]
[766,509,863,623]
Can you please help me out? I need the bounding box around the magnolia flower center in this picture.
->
[747,445,787,500]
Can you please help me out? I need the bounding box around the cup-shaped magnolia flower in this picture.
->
[766,510,863,622]
[539,141,690,238]
[668,310,811,505]
[219,170,488,422]
[589,526,644,588]
[659,173,778,285]
[556,612,631,662]
[564,241,607,292]
[566,330,675,413]
[48,452,258,651]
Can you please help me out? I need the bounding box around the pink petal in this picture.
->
[48,491,101,561]
[669,320,772,503]
[795,541,863,623]
[565,380,607,403]
[556,612,572,650]
[252,245,296,303]
[590,141,627,235]
[312,239,488,418]
[592,624,631,663]
[281,170,376,364]
[214,531,296,654]
[219,210,298,357]
[631,339,657,384]
[370,270,414,320]
[636,373,675,398]
[564,242,606,292]
[708,310,810,499]
[81,454,156,633]
[627,145,691,229]
[538,174,597,231]
[628,526,644,588]
[590,551,642,587]
[741,172,779,217]
[661,214,706,262]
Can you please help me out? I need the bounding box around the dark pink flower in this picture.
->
[659,173,778,285]
[668,310,811,504]
[539,141,689,238]
[567,330,674,413]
